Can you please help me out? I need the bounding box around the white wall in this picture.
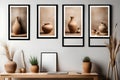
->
[0,0,120,79]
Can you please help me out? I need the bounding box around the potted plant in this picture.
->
[1,42,17,73]
[82,56,92,73]
[29,56,39,73]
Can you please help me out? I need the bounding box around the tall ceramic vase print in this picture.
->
[68,16,78,33]
[12,16,21,35]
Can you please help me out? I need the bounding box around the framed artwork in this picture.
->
[62,4,84,47]
[37,4,58,39]
[40,52,57,72]
[8,4,30,40]
[88,4,112,47]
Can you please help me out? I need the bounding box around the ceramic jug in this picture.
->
[68,16,78,33]
[4,60,17,73]
[98,22,108,33]
[12,16,21,34]
[42,23,53,34]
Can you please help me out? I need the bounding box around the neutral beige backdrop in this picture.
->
[91,7,108,36]
[40,7,55,36]
[65,7,82,36]
[11,7,27,34]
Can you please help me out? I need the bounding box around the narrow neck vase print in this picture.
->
[68,16,78,33]
[12,16,21,35]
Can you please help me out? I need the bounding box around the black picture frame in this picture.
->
[37,4,58,39]
[88,4,112,47]
[40,52,58,72]
[8,4,30,40]
[62,4,84,47]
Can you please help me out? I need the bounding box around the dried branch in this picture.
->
[114,41,120,59]
[11,51,15,61]
[0,42,15,61]
[4,44,11,61]
[106,23,119,80]
[106,43,112,59]
[21,50,26,68]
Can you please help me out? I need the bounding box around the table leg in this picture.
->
[8,78,11,80]
[94,76,98,80]
[0,77,5,80]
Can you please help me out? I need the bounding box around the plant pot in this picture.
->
[30,65,39,73]
[82,62,92,73]
[4,60,17,73]
[42,23,53,34]
[68,16,78,33]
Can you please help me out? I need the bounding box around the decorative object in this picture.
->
[106,24,120,80]
[62,4,84,47]
[68,16,78,33]
[5,60,17,73]
[37,4,58,39]
[19,50,26,73]
[82,56,92,73]
[8,4,30,40]
[41,52,57,72]
[98,22,108,33]
[42,23,53,34]
[88,4,112,47]
[12,16,21,34]
[0,42,17,73]
[19,68,26,73]
[29,56,39,73]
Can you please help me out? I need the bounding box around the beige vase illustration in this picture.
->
[98,22,108,33]
[12,16,21,34]
[68,16,78,33]
[42,23,53,34]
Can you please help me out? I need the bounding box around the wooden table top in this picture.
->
[0,72,98,78]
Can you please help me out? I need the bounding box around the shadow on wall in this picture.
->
[92,62,106,80]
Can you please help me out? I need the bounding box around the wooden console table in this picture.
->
[0,72,99,80]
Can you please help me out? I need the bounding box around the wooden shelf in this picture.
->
[0,72,99,80]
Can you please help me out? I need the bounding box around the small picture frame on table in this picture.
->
[40,52,57,72]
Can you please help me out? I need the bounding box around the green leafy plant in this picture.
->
[83,56,91,62]
[29,56,38,65]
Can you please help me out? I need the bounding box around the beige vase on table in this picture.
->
[4,60,17,73]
